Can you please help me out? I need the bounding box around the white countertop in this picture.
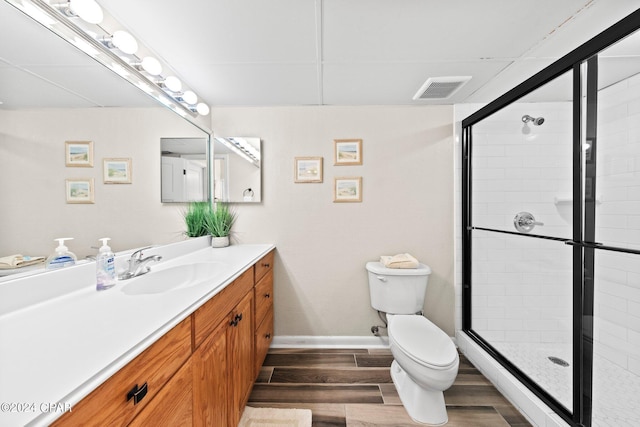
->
[0,240,274,427]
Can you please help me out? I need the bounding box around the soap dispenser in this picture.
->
[45,238,77,270]
[96,238,116,291]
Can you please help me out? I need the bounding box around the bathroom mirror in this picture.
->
[0,1,211,261]
[213,137,262,203]
[161,137,210,203]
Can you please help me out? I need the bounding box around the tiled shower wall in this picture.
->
[462,70,640,375]
[469,102,574,347]
[595,71,640,375]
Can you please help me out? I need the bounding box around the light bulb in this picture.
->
[69,0,103,24]
[141,57,162,76]
[163,76,182,92]
[111,31,138,55]
[182,90,197,105]
[196,103,210,116]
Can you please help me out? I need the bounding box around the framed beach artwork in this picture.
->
[334,139,362,166]
[333,177,362,203]
[66,178,94,204]
[65,141,94,167]
[103,158,132,184]
[294,157,323,183]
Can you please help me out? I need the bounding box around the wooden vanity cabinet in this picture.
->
[254,253,274,377]
[192,268,255,427]
[51,251,274,427]
[51,317,192,427]
[227,291,254,426]
[192,320,228,427]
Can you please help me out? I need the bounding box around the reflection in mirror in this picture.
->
[161,137,210,203]
[213,137,262,203]
[0,0,210,272]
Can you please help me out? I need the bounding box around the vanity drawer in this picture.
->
[254,269,273,325]
[254,250,274,283]
[193,267,254,349]
[254,309,274,376]
[52,317,191,427]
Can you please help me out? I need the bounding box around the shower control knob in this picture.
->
[514,212,544,233]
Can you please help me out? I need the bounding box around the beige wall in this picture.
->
[1,104,455,337]
[0,108,207,258]
[212,106,456,336]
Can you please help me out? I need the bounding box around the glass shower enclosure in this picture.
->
[462,10,640,427]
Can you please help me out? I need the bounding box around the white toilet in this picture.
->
[366,261,459,426]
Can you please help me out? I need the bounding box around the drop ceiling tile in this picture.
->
[0,68,95,108]
[101,0,318,64]
[183,63,320,106]
[322,0,593,62]
[322,60,512,105]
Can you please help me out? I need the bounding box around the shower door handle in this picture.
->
[513,212,544,233]
[564,240,603,248]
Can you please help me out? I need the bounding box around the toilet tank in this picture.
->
[366,261,431,314]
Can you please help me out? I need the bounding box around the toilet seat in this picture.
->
[389,315,457,369]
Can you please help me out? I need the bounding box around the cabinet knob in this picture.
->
[265,333,271,339]
[127,382,148,405]
[262,263,270,268]
[264,293,271,299]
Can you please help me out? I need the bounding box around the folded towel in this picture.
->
[0,254,45,270]
[380,253,419,269]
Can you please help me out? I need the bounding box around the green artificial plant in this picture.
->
[183,201,211,237]
[204,202,237,238]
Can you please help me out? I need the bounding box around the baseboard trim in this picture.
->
[271,335,390,349]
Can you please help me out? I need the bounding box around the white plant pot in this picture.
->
[211,236,230,248]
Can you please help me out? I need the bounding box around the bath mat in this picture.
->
[238,406,312,427]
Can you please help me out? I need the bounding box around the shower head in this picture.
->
[522,115,545,126]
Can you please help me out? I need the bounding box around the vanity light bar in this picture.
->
[214,137,261,167]
[7,0,210,119]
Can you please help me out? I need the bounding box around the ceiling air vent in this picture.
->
[412,76,471,100]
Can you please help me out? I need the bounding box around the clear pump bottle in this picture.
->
[96,238,117,290]
[45,238,77,269]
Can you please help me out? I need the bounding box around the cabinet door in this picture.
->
[193,321,228,427]
[255,309,274,377]
[227,291,254,427]
[129,358,192,427]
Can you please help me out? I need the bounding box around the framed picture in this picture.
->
[334,139,362,166]
[66,179,94,204]
[65,141,93,167]
[294,157,323,183]
[103,158,132,184]
[333,177,362,203]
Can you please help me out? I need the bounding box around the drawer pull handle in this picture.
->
[264,293,271,299]
[127,383,148,405]
[230,313,243,327]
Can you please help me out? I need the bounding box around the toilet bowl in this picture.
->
[388,314,459,425]
[365,261,459,425]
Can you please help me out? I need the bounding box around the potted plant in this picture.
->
[204,202,237,247]
[183,201,211,238]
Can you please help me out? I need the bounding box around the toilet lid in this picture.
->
[389,315,458,368]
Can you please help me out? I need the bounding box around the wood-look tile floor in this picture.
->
[248,348,532,426]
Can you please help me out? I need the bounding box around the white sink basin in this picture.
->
[120,262,223,295]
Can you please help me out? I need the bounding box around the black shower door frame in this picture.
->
[461,9,640,427]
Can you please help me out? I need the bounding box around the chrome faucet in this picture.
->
[119,247,163,280]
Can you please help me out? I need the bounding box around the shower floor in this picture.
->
[492,342,640,426]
